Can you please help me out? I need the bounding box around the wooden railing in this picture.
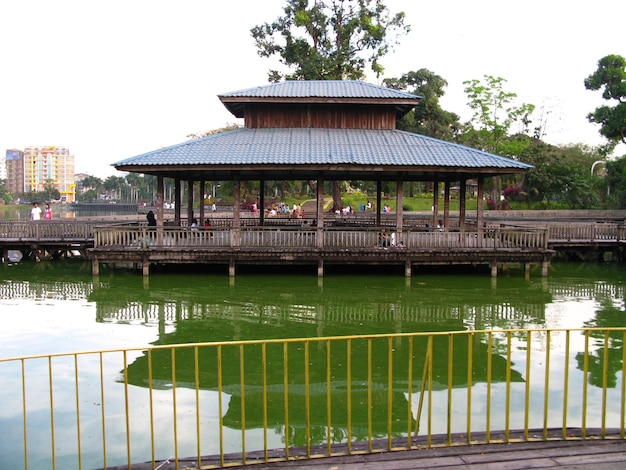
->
[5,220,624,251]
[548,223,620,242]
[92,226,550,251]
[0,220,124,239]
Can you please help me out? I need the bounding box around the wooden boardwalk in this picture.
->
[2,218,624,275]
[254,439,626,469]
[108,430,626,469]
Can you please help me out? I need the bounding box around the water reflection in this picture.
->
[1,261,625,467]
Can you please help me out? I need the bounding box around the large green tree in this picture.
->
[461,75,535,155]
[460,75,535,203]
[584,54,626,151]
[251,0,410,209]
[383,69,460,141]
[251,0,410,82]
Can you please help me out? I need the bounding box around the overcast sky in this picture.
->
[1,0,624,178]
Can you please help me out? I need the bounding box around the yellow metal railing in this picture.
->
[1,328,625,470]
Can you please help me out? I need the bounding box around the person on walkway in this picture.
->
[44,204,53,220]
[30,202,42,221]
[146,210,157,226]
[378,228,390,247]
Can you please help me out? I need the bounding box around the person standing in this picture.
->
[30,202,42,221]
[44,203,53,220]
[146,210,157,226]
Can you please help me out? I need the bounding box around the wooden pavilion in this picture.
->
[97,80,551,276]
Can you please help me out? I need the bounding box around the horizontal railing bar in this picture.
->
[2,326,624,363]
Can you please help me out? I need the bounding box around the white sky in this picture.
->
[1,0,624,179]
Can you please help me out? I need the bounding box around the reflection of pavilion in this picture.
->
[120,318,524,443]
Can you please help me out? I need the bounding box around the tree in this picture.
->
[383,69,460,141]
[80,176,103,200]
[251,0,410,82]
[584,54,626,152]
[461,75,535,155]
[519,139,603,209]
[252,0,410,209]
[186,123,242,140]
[460,75,535,203]
[604,156,626,209]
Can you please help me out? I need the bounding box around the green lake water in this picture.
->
[1,261,625,469]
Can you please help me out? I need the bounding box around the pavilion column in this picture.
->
[232,177,241,248]
[432,179,439,229]
[376,180,382,226]
[443,180,451,230]
[199,179,205,224]
[157,176,164,246]
[156,176,164,228]
[187,180,194,224]
[316,177,324,248]
[395,179,403,233]
[259,179,265,226]
[476,176,485,250]
[174,178,181,225]
[459,179,467,229]
[477,176,485,233]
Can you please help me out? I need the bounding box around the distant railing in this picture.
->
[93,226,549,251]
[548,223,621,242]
[0,220,126,239]
[1,328,625,469]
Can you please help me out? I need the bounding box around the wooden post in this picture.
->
[259,179,265,226]
[157,176,165,246]
[174,178,181,225]
[317,259,324,277]
[187,179,194,224]
[491,262,498,277]
[376,180,382,227]
[317,177,324,248]
[443,180,450,230]
[459,179,467,229]
[142,258,150,276]
[232,177,241,247]
[156,176,164,228]
[199,179,205,224]
[432,179,439,229]
[229,257,236,277]
[542,260,550,277]
[476,177,484,231]
[396,179,403,233]
[91,257,99,276]
[475,178,483,248]
[405,259,411,277]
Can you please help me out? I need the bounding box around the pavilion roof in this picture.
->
[113,127,533,181]
[218,80,421,118]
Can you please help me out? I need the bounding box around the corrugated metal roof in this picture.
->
[218,80,420,100]
[113,128,533,170]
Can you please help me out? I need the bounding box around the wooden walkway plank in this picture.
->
[247,439,626,469]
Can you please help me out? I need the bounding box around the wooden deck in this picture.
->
[2,218,624,275]
[88,225,554,276]
[105,430,626,469]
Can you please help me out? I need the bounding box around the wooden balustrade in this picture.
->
[91,225,551,250]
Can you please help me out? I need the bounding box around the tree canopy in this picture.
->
[250,0,410,82]
[383,69,461,141]
[584,54,626,150]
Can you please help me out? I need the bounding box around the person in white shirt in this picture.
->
[30,202,42,221]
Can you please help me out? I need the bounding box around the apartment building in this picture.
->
[5,146,76,202]
[5,149,24,194]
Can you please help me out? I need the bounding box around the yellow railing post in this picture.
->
[3,328,626,468]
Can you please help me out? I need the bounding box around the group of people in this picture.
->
[378,229,397,248]
[30,202,53,221]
